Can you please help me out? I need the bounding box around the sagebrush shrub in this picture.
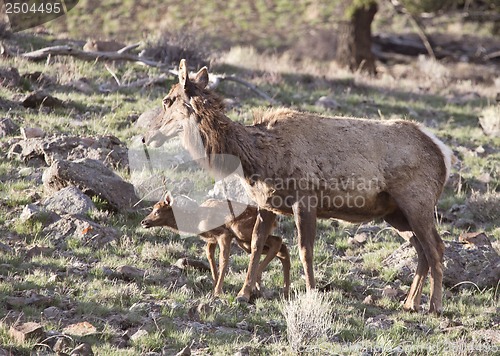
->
[282,290,336,353]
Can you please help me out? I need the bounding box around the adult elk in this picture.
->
[144,59,452,314]
[141,193,290,296]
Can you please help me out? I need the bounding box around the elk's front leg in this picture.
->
[292,201,317,291]
[237,209,276,302]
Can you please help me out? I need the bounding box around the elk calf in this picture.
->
[141,193,291,297]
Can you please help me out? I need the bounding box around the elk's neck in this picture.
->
[185,99,263,177]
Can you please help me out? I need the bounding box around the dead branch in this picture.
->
[16,43,278,104]
[209,73,279,105]
[117,42,141,54]
[123,74,170,88]
[484,50,500,60]
[20,45,167,68]
[388,0,436,60]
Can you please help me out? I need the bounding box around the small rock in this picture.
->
[365,314,393,330]
[452,218,477,231]
[382,286,399,299]
[43,306,61,319]
[187,305,200,321]
[116,265,146,280]
[69,79,94,94]
[63,322,97,337]
[22,90,64,109]
[130,329,148,341]
[315,96,340,110]
[53,336,71,353]
[70,342,94,356]
[0,117,19,137]
[362,295,374,305]
[6,294,52,308]
[21,127,45,139]
[0,67,21,88]
[349,232,368,246]
[25,245,53,259]
[459,231,492,246]
[0,242,13,254]
[196,302,212,315]
[236,320,250,331]
[9,322,45,343]
[175,258,211,272]
[19,204,60,225]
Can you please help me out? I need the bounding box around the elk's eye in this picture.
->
[162,97,175,109]
[154,211,160,217]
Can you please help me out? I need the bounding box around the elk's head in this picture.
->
[141,192,178,229]
[143,59,211,146]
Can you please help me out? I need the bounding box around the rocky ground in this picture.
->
[0,21,499,356]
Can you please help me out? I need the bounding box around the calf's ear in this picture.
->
[164,191,174,205]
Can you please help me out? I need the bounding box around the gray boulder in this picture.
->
[383,237,500,289]
[42,158,138,211]
[43,214,118,247]
[135,107,162,129]
[43,186,95,215]
[0,117,19,137]
[7,134,128,169]
[19,204,60,226]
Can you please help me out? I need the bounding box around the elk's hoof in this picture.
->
[236,295,250,304]
[402,303,420,313]
[428,306,443,316]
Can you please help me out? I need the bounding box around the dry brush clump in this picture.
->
[467,191,500,224]
[478,105,500,138]
[141,30,211,68]
[282,290,338,353]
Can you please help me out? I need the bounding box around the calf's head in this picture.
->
[141,192,178,229]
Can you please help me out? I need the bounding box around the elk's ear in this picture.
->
[164,191,174,205]
[178,59,189,89]
[193,67,209,88]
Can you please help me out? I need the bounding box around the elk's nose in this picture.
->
[141,219,150,228]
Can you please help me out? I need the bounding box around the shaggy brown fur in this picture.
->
[141,193,290,297]
[145,59,452,314]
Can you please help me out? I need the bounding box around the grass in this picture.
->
[1,6,500,355]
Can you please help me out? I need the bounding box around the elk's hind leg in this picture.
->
[292,202,317,291]
[384,209,429,312]
[386,206,444,314]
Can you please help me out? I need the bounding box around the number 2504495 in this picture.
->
[5,2,62,14]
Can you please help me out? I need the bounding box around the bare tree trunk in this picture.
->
[336,1,378,75]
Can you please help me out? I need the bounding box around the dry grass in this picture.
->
[282,290,339,353]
